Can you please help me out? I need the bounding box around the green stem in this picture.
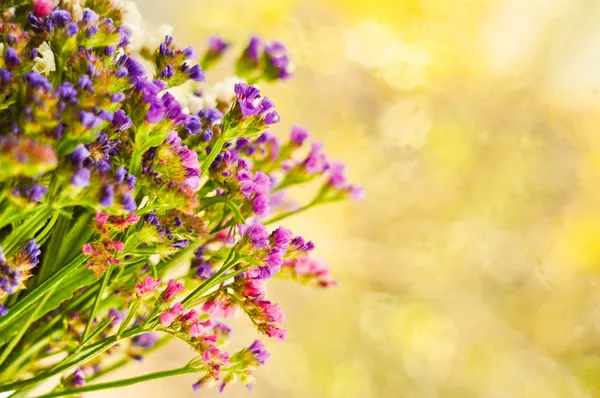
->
[0,288,52,368]
[129,148,144,176]
[0,255,86,336]
[0,328,144,393]
[81,264,114,342]
[200,135,227,180]
[0,336,50,378]
[117,299,139,336]
[2,206,52,255]
[88,335,172,382]
[31,366,197,398]
[180,249,238,309]
[34,210,60,246]
[263,202,317,226]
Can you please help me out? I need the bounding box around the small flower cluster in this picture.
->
[0,1,362,396]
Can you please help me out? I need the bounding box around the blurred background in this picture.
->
[97,0,600,397]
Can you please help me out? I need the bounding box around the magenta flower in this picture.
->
[258,300,285,323]
[265,325,287,341]
[135,276,161,295]
[164,131,201,190]
[33,0,53,17]
[163,279,184,301]
[160,302,184,327]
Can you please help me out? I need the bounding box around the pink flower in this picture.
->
[181,309,198,322]
[189,321,204,337]
[159,302,184,327]
[82,243,93,256]
[265,325,287,341]
[135,276,161,295]
[163,279,184,301]
[33,0,53,17]
[110,241,124,252]
[96,213,110,226]
[201,300,218,315]
[259,301,285,323]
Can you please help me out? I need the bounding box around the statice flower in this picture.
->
[0,2,363,395]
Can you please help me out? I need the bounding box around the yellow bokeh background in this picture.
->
[96,0,600,396]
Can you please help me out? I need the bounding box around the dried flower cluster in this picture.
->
[0,0,362,396]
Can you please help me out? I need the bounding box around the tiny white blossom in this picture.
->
[72,5,83,22]
[33,42,56,75]
[149,254,161,265]
[212,76,245,103]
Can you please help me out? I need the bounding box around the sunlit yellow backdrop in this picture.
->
[95,0,600,397]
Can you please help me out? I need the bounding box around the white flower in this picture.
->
[72,5,83,22]
[190,92,217,112]
[33,42,56,75]
[0,43,5,56]
[211,76,245,103]
[149,254,161,265]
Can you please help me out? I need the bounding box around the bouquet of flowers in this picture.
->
[0,0,363,396]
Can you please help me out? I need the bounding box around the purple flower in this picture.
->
[184,115,202,135]
[348,185,365,201]
[183,46,197,59]
[0,304,7,317]
[121,194,136,211]
[248,340,270,365]
[51,10,72,27]
[208,36,229,54]
[99,184,114,207]
[235,83,261,117]
[112,109,132,131]
[198,108,223,125]
[304,142,329,174]
[196,262,212,279]
[245,223,269,249]
[17,239,41,268]
[23,72,52,91]
[213,322,232,335]
[165,131,201,190]
[78,74,94,92]
[71,168,91,187]
[5,48,21,69]
[71,369,86,387]
[244,36,262,63]
[110,92,126,103]
[290,126,309,146]
[161,65,174,79]
[117,54,145,81]
[81,8,99,25]
[69,145,90,167]
[87,26,99,38]
[108,308,125,325]
[173,240,189,249]
[13,183,47,203]
[272,227,293,247]
[27,14,45,33]
[183,63,205,82]
[161,93,187,125]
[146,100,165,124]
[66,23,78,37]
[80,111,102,130]
[0,68,12,85]
[252,193,270,216]
[132,333,159,349]
[264,41,293,80]
[328,161,346,188]
[57,82,78,104]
